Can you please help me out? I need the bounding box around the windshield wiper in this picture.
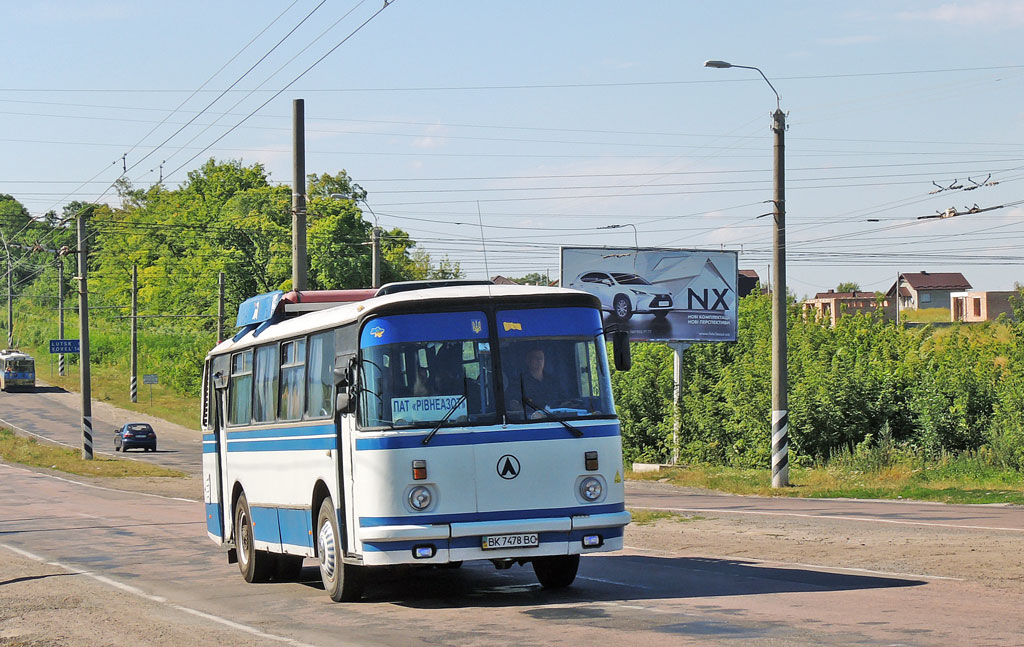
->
[422,378,469,446]
[520,376,584,438]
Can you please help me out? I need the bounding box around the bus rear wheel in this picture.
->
[532,554,580,589]
[235,492,274,583]
[317,498,364,602]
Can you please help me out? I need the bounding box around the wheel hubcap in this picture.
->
[318,519,336,580]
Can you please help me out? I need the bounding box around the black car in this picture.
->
[114,422,157,452]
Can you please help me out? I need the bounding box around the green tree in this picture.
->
[836,282,861,293]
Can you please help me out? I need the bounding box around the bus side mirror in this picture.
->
[611,328,631,372]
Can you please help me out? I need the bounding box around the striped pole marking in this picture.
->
[771,409,789,488]
[130,375,137,403]
[82,415,93,460]
[58,353,65,377]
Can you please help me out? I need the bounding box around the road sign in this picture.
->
[142,374,159,385]
[49,339,80,354]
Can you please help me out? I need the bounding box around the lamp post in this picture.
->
[705,59,789,488]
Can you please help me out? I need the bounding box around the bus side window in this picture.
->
[228,350,253,425]
[253,345,279,423]
[307,330,335,419]
[278,338,306,421]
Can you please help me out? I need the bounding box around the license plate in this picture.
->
[481,533,539,550]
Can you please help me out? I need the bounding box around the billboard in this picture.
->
[560,247,738,343]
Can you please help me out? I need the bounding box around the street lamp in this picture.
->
[705,59,789,488]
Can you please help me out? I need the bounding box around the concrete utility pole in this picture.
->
[1,230,11,348]
[217,271,225,344]
[57,257,65,376]
[77,213,93,460]
[770,106,789,489]
[130,264,138,403]
[705,59,789,487]
[371,226,381,289]
[292,98,307,291]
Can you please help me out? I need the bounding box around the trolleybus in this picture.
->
[0,349,35,391]
[201,282,631,601]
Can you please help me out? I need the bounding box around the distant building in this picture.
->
[738,269,761,297]
[886,271,971,312]
[802,290,889,327]
[951,291,1017,323]
[490,275,518,285]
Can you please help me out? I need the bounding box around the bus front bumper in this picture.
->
[357,510,631,566]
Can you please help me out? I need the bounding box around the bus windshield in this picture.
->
[497,308,615,423]
[359,311,497,429]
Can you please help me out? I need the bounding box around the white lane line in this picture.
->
[622,544,965,582]
[0,543,325,647]
[0,461,194,503]
[629,504,1024,533]
[576,574,656,590]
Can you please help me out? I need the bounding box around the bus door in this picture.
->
[204,355,231,541]
[335,351,361,558]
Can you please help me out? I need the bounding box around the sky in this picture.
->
[3,0,1024,297]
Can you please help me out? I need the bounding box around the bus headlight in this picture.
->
[579,477,603,502]
[408,486,433,511]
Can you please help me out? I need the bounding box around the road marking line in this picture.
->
[622,544,965,581]
[629,504,1024,533]
[576,575,656,590]
[0,462,194,503]
[0,542,326,647]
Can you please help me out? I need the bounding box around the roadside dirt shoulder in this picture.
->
[625,481,1024,594]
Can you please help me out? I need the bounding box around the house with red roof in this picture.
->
[885,271,971,312]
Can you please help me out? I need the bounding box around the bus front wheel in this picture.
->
[532,554,580,589]
[317,498,364,602]
[235,492,274,583]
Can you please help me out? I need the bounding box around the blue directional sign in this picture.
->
[50,339,80,354]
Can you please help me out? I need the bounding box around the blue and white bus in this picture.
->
[201,282,632,601]
[0,349,35,392]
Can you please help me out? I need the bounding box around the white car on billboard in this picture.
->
[568,271,673,320]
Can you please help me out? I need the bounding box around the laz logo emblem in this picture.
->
[497,454,521,479]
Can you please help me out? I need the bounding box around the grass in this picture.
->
[23,340,200,430]
[900,307,951,323]
[628,509,705,525]
[627,459,1024,505]
[0,428,187,478]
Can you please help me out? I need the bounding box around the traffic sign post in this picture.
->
[49,339,80,354]
[143,374,158,406]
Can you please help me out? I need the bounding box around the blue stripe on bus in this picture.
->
[358,501,625,528]
[278,508,314,550]
[227,436,337,452]
[496,307,603,339]
[203,443,217,454]
[205,502,223,538]
[250,506,282,546]
[355,423,620,451]
[242,506,315,549]
[360,311,489,348]
[3,372,34,380]
[226,424,335,440]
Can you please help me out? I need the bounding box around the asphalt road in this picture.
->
[3,387,1024,646]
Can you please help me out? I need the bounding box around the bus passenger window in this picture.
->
[278,339,306,421]
[306,331,335,418]
[253,345,279,423]
[228,350,253,425]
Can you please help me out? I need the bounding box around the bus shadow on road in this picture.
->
[30,386,67,394]
[350,554,926,608]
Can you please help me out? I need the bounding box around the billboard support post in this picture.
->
[670,342,691,465]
